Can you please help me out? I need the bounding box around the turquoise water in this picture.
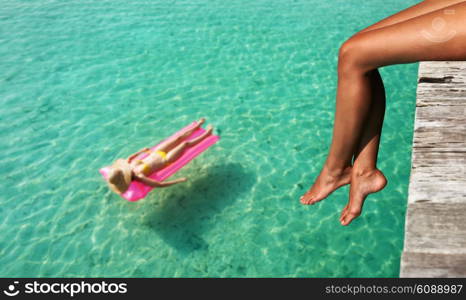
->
[1,0,420,277]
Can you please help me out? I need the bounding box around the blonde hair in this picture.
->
[108,167,124,184]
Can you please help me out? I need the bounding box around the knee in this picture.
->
[338,38,356,62]
[338,36,369,75]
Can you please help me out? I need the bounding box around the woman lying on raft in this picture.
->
[106,118,213,195]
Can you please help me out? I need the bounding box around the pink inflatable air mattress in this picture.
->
[100,122,219,201]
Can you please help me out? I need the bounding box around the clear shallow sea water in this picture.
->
[1,0,420,277]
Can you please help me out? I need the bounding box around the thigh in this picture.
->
[154,135,183,153]
[355,0,466,35]
[165,142,187,163]
[350,2,466,71]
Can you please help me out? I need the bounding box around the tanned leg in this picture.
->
[301,0,466,206]
[155,118,206,153]
[164,125,213,163]
[334,2,466,225]
[340,69,387,225]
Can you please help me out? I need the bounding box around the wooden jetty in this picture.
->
[400,61,466,277]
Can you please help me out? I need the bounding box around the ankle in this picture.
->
[352,166,378,177]
[323,163,352,177]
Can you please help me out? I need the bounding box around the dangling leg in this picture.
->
[331,2,466,225]
[299,40,373,205]
[340,69,387,225]
[301,0,466,206]
[355,0,466,35]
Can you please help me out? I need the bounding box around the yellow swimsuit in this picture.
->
[155,150,168,160]
[137,160,152,174]
[137,150,169,174]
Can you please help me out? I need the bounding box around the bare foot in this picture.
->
[205,124,213,135]
[178,118,206,139]
[186,124,213,147]
[300,165,352,205]
[340,168,387,226]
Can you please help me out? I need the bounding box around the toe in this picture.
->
[300,195,309,204]
[341,215,352,226]
[299,195,306,204]
[300,193,313,205]
[341,207,361,226]
[339,205,348,222]
[309,195,323,205]
[341,212,350,226]
[307,194,317,204]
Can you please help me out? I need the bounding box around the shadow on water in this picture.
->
[143,163,256,253]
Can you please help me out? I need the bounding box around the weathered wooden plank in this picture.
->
[401,61,466,278]
[413,130,466,148]
[415,105,466,121]
[412,147,466,153]
[418,97,466,106]
[400,252,466,278]
[416,61,466,106]
[408,186,466,204]
[403,203,466,252]
[411,151,466,163]
[418,61,466,75]
[410,174,466,195]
